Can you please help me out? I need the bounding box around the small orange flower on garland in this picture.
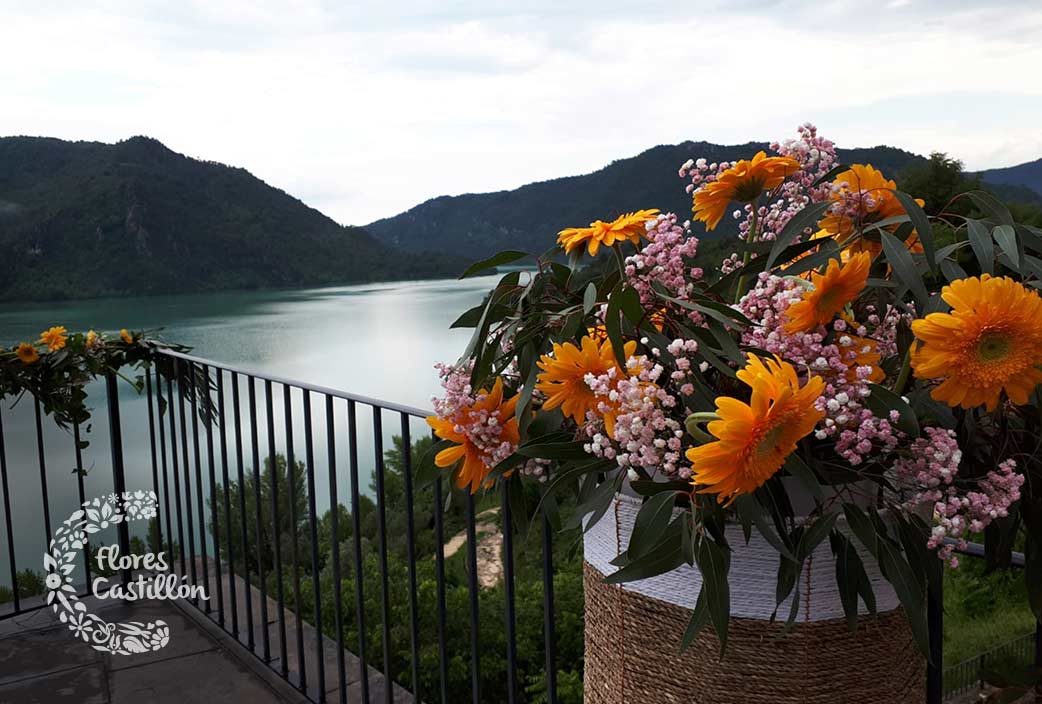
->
[557,209,660,257]
[911,274,1042,411]
[692,151,799,231]
[39,326,68,352]
[15,343,40,365]
[686,354,825,505]
[120,329,134,344]
[784,252,871,333]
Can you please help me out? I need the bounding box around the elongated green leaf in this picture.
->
[450,303,487,329]
[415,438,454,490]
[459,250,528,279]
[628,479,693,496]
[784,453,823,500]
[865,383,919,437]
[567,471,624,533]
[967,219,995,275]
[516,440,591,460]
[967,190,1015,227]
[604,281,626,368]
[784,238,841,277]
[694,536,731,656]
[739,496,796,562]
[797,513,838,562]
[940,259,968,283]
[766,201,833,269]
[627,492,678,560]
[603,520,686,583]
[679,587,710,652]
[830,530,873,631]
[880,230,928,310]
[890,189,936,272]
[993,224,1020,270]
[843,504,879,558]
[583,282,597,315]
[877,539,930,659]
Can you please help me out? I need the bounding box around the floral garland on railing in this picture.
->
[1,326,189,448]
[424,122,1042,659]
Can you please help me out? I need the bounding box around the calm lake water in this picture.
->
[0,276,498,588]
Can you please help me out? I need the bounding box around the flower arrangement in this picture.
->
[426,123,1042,655]
[1,326,187,446]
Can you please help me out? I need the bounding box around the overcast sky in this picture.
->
[2,1,1041,225]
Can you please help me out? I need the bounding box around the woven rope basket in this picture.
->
[583,493,925,703]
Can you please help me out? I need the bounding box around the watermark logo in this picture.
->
[44,490,208,654]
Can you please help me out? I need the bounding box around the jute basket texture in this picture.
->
[582,493,926,704]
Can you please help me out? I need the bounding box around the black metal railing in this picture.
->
[0,348,562,704]
[0,346,1039,704]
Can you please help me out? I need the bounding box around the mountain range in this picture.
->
[2,135,1041,302]
[369,144,1042,260]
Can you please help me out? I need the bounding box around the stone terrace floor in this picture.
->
[0,596,310,703]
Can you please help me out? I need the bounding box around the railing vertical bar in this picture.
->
[926,579,943,704]
[187,362,207,608]
[231,373,252,646]
[73,422,90,587]
[433,471,449,704]
[325,395,347,704]
[465,491,481,704]
[400,415,420,700]
[248,377,270,660]
[500,480,518,704]
[372,406,393,704]
[217,371,238,637]
[34,399,52,546]
[283,386,307,692]
[202,364,223,624]
[541,503,558,703]
[0,409,19,612]
[153,366,174,562]
[176,359,199,597]
[303,390,326,700]
[144,372,162,557]
[104,372,131,586]
[266,379,289,674]
[166,372,187,578]
[347,399,370,702]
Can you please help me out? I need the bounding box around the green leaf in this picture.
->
[967,190,1015,227]
[843,504,879,558]
[694,536,731,656]
[628,479,693,496]
[830,530,874,631]
[880,230,928,310]
[415,438,454,490]
[568,471,624,533]
[604,282,627,368]
[679,587,710,652]
[603,519,686,583]
[735,495,796,562]
[967,219,995,275]
[992,224,1020,270]
[516,440,591,460]
[877,539,930,660]
[459,250,528,279]
[627,492,678,560]
[783,453,823,500]
[940,259,968,283]
[766,201,833,269]
[449,303,487,329]
[796,514,838,562]
[582,282,597,315]
[890,190,936,273]
[864,383,919,438]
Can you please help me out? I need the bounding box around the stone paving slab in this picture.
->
[0,663,108,704]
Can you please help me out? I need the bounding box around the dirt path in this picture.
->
[443,508,503,588]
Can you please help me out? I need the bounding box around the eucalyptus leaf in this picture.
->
[880,230,928,310]
[967,219,996,275]
[864,383,919,438]
[459,250,529,279]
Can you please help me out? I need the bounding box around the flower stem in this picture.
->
[734,204,760,303]
[893,347,912,396]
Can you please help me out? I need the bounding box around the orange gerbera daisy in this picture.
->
[557,209,660,257]
[536,335,637,436]
[818,164,925,256]
[839,334,885,384]
[426,377,520,493]
[911,275,1042,411]
[686,354,824,505]
[783,252,871,333]
[15,343,40,365]
[692,151,799,231]
[120,329,134,344]
[39,326,68,352]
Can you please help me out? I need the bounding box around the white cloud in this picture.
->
[1,0,1040,225]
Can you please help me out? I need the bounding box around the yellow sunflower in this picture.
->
[783,252,871,333]
[692,151,800,231]
[426,377,520,494]
[16,343,40,365]
[536,335,637,436]
[911,275,1042,411]
[39,326,68,352]
[120,329,134,344]
[557,208,660,257]
[85,330,101,350]
[818,164,925,256]
[686,354,825,505]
